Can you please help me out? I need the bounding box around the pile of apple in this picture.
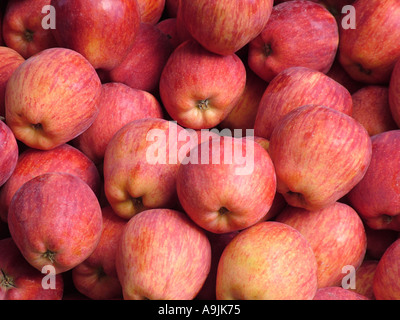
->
[1,0,400,301]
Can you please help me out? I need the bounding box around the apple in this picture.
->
[216,221,318,300]
[254,66,353,140]
[219,66,267,136]
[136,0,165,25]
[313,286,369,300]
[177,135,276,234]
[165,0,180,18]
[195,230,239,300]
[103,118,190,220]
[0,46,24,117]
[268,104,372,211]
[351,85,398,136]
[364,225,399,260]
[348,259,378,300]
[72,206,127,300]
[156,18,182,50]
[275,202,367,288]
[116,208,212,300]
[159,39,247,130]
[346,130,400,231]
[8,172,103,274]
[73,82,164,165]
[373,238,400,300]
[179,0,274,56]
[0,237,64,300]
[108,22,174,94]
[2,0,58,59]
[248,0,339,83]
[389,58,400,127]
[5,47,102,151]
[50,0,141,71]
[338,0,400,84]
[0,143,101,223]
[0,120,18,188]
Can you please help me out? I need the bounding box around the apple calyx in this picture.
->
[264,43,272,57]
[31,123,43,131]
[197,99,210,111]
[96,266,107,280]
[0,269,16,289]
[382,214,393,225]
[42,249,56,263]
[218,207,230,215]
[24,29,34,42]
[132,196,145,214]
[357,63,372,76]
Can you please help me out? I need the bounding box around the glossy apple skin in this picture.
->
[268,105,372,211]
[389,58,400,127]
[103,118,190,220]
[108,23,174,94]
[216,221,318,300]
[5,47,102,151]
[254,66,353,140]
[338,0,400,84]
[0,46,24,117]
[0,237,64,300]
[159,40,246,130]
[180,0,274,56]
[347,130,400,231]
[0,121,18,189]
[116,208,212,300]
[2,0,58,59]
[0,143,101,223]
[373,239,400,300]
[8,172,103,274]
[352,86,398,136]
[72,206,127,300]
[50,0,141,71]
[136,0,165,25]
[313,286,369,300]
[275,202,367,288]
[248,0,338,82]
[73,82,164,165]
[176,136,276,234]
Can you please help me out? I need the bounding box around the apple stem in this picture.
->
[0,269,16,289]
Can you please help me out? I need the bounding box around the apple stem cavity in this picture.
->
[197,99,209,111]
[0,269,16,289]
[24,29,34,42]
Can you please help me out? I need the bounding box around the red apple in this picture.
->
[0,46,24,117]
[50,0,141,71]
[348,259,378,300]
[346,130,400,231]
[338,0,400,84]
[136,0,165,25]
[351,85,398,136]
[216,221,318,300]
[116,208,212,300]
[373,238,400,300]
[156,18,182,50]
[73,82,164,165]
[0,237,64,300]
[0,120,18,188]
[268,104,372,211]
[8,172,103,274]
[254,66,353,140]
[313,286,369,300]
[180,0,274,56]
[5,47,102,150]
[103,118,190,220]
[275,202,367,288]
[326,57,365,94]
[72,206,127,300]
[219,66,267,136]
[364,225,399,260]
[165,0,179,17]
[2,0,58,59]
[248,0,338,83]
[389,58,400,127]
[0,143,101,223]
[176,136,276,234]
[108,22,174,94]
[159,39,246,130]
